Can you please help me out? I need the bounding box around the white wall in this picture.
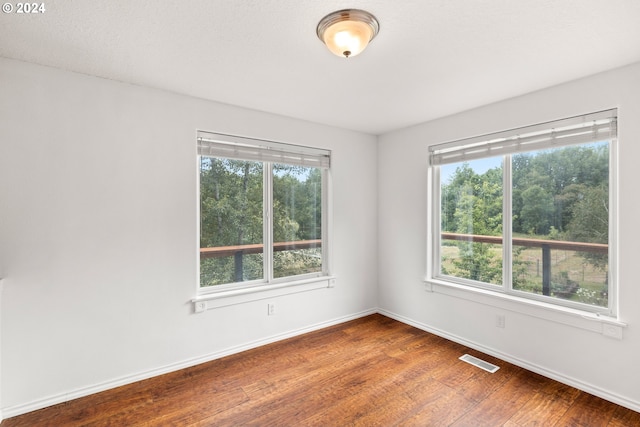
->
[378,62,640,411]
[0,58,378,416]
[0,279,3,421]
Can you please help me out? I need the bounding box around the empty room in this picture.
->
[1,1,640,425]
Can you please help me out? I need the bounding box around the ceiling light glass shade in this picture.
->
[316,9,379,58]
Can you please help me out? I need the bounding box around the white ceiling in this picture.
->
[1,0,639,135]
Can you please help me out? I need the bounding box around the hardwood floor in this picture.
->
[3,314,639,426]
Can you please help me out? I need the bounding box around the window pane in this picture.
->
[440,158,503,285]
[200,158,263,286]
[511,142,609,308]
[272,164,322,278]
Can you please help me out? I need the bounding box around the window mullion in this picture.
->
[430,166,442,278]
[322,168,331,276]
[503,154,512,293]
[264,162,274,283]
[607,138,618,316]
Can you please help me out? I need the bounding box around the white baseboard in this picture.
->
[377,308,640,414]
[2,309,377,419]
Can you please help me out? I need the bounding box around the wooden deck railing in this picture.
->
[200,240,322,282]
[441,233,608,254]
[441,232,608,296]
[200,239,322,259]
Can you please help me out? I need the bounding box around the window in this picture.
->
[428,110,617,315]
[198,132,330,291]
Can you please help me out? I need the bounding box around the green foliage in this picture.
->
[274,249,322,279]
[199,158,263,249]
[441,162,502,284]
[443,144,608,240]
[511,246,530,289]
[450,242,502,284]
[273,165,322,242]
[520,185,554,234]
[441,142,610,306]
[442,164,502,236]
[513,144,609,234]
[200,159,323,287]
[565,184,609,269]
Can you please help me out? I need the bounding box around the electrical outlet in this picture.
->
[496,314,505,328]
[194,301,206,313]
[267,303,276,316]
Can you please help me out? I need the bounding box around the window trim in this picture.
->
[196,131,332,297]
[427,110,618,318]
[421,276,626,338]
[193,275,336,310]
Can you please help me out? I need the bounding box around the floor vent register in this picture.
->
[459,354,500,373]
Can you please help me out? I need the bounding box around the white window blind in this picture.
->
[198,131,331,169]
[430,109,617,166]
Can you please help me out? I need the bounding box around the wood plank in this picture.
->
[503,391,572,426]
[449,370,545,427]
[555,392,617,427]
[399,375,477,427]
[609,404,640,427]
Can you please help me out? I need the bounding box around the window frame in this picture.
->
[196,131,332,297]
[426,110,618,317]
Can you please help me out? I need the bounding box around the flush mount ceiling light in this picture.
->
[316,9,379,58]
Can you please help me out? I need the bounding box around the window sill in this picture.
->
[423,278,627,339]
[192,276,336,312]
